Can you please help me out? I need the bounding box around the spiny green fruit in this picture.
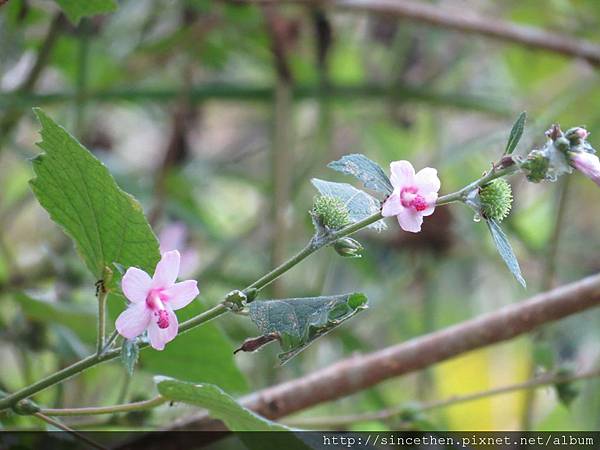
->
[479,179,513,222]
[312,195,350,229]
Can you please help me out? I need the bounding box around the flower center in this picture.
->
[146,290,170,329]
[156,310,170,329]
[400,187,428,212]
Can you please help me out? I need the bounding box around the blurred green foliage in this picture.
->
[1,0,600,433]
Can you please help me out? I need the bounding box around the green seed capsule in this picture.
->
[479,179,513,222]
[312,196,351,230]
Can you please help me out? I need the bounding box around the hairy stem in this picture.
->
[101,330,119,354]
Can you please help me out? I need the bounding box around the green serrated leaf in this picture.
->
[248,293,368,364]
[486,219,526,288]
[30,108,160,280]
[54,0,118,24]
[328,153,393,195]
[121,339,139,376]
[311,179,386,231]
[155,377,290,431]
[504,111,527,155]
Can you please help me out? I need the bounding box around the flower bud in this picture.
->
[522,150,550,183]
[12,399,40,415]
[333,237,363,258]
[479,179,513,222]
[564,126,590,144]
[224,289,247,311]
[569,151,600,186]
[312,195,350,230]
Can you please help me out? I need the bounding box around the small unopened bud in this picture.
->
[554,136,570,152]
[333,237,363,258]
[243,288,258,303]
[312,195,350,230]
[522,150,550,183]
[479,179,513,222]
[12,399,40,415]
[545,124,563,141]
[565,126,590,143]
[224,290,247,312]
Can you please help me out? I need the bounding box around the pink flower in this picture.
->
[116,250,199,350]
[570,151,600,186]
[159,222,200,278]
[382,160,440,233]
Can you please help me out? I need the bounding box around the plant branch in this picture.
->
[33,412,106,450]
[256,0,600,66]
[284,367,600,428]
[101,330,120,354]
[0,83,511,115]
[167,272,600,431]
[96,289,108,355]
[0,13,66,148]
[0,160,528,411]
[39,396,166,417]
[436,164,520,206]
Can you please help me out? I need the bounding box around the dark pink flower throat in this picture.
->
[400,187,428,212]
[156,310,169,329]
[146,290,170,329]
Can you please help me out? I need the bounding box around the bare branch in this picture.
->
[168,272,600,432]
[241,0,600,65]
[284,367,600,428]
[337,0,600,65]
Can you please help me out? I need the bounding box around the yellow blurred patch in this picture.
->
[433,340,529,430]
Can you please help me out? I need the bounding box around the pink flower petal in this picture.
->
[152,250,180,289]
[147,308,178,351]
[115,303,151,340]
[414,167,441,194]
[390,161,415,188]
[397,208,424,233]
[571,152,600,186]
[421,192,438,217]
[121,267,152,303]
[164,280,199,310]
[381,191,403,217]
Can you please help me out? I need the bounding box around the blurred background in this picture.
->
[1,0,600,432]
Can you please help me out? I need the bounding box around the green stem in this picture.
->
[39,395,166,417]
[0,164,520,412]
[96,289,108,355]
[178,303,229,333]
[0,304,225,410]
[0,83,511,115]
[436,164,519,206]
